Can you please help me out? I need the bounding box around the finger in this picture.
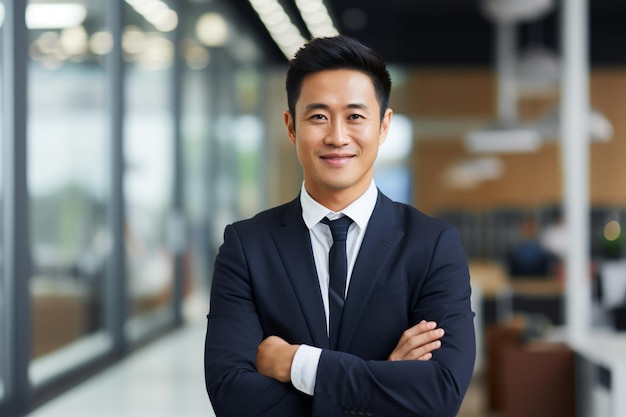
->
[404,320,437,337]
[396,321,437,349]
[389,327,444,361]
[396,338,441,362]
[391,324,435,359]
[405,339,442,361]
[401,325,443,353]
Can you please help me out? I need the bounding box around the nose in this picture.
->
[324,120,350,147]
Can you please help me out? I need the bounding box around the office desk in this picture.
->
[469,260,563,324]
[510,278,563,295]
[468,261,509,298]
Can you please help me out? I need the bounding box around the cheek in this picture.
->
[357,132,383,153]
[295,140,315,165]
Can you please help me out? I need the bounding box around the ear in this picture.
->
[284,110,296,145]
[378,108,393,145]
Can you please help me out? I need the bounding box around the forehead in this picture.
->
[297,69,378,107]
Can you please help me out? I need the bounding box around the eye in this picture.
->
[348,114,364,120]
[310,114,327,121]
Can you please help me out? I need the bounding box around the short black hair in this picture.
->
[285,35,392,122]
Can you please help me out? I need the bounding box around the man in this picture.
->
[205,35,475,417]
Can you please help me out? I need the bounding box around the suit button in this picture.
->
[350,408,357,415]
[358,410,365,416]
[366,411,373,416]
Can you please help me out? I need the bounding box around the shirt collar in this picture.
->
[300,181,378,231]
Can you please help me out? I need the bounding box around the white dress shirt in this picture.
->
[290,181,378,395]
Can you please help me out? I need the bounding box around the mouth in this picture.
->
[320,153,355,166]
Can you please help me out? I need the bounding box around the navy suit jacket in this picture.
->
[205,191,475,417]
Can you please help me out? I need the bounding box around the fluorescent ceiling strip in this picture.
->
[26,4,87,29]
[125,0,178,32]
[465,126,543,153]
[295,0,339,38]
[249,0,306,59]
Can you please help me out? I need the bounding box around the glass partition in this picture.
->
[27,0,111,384]
[123,0,177,340]
[232,67,266,219]
[181,56,212,314]
[0,0,6,401]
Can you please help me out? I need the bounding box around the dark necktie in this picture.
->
[321,215,353,349]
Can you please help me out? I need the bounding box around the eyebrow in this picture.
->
[303,102,369,112]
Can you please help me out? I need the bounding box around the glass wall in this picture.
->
[0,0,6,401]
[0,0,273,412]
[123,0,177,339]
[179,6,269,317]
[27,0,111,383]
[232,67,266,219]
[181,54,212,312]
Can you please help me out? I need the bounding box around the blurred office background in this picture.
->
[2,0,626,416]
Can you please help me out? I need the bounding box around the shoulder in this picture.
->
[378,192,452,235]
[229,198,299,233]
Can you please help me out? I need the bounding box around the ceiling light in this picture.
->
[60,25,88,55]
[125,0,178,32]
[150,9,178,32]
[122,26,146,54]
[26,3,87,29]
[443,157,504,189]
[516,44,560,96]
[467,17,544,154]
[248,0,306,59]
[295,0,338,38]
[533,107,614,142]
[465,123,543,153]
[196,12,229,47]
[90,31,113,55]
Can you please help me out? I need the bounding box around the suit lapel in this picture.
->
[272,198,330,349]
[337,193,404,351]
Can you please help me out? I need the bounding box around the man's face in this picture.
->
[284,69,392,207]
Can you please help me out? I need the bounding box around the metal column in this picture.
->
[2,0,31,414]
[561,0,591,340]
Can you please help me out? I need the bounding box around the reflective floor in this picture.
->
[26,319,485,417]
[26,320,215,417]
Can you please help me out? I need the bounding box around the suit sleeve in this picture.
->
[312,225,476,417]
[204,224,312,417]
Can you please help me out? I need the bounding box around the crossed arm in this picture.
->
[205,222,475,417]
[256,320,445,383]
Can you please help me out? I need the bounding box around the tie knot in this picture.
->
[322,216,353,242]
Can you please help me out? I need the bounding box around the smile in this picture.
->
[320,154,355,166]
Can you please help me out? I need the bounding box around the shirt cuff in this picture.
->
[290,344,322,396]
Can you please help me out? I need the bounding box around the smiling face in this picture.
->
[284,69,392,211]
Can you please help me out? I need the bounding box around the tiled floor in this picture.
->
[26,320,216,417]
[26,320,487,417]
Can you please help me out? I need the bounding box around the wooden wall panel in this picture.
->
[589,70,626,205]
[405,69,495,117]
[406,69,626,215]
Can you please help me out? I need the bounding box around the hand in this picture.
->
[256,336,300,383]
[388,320,444,361]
